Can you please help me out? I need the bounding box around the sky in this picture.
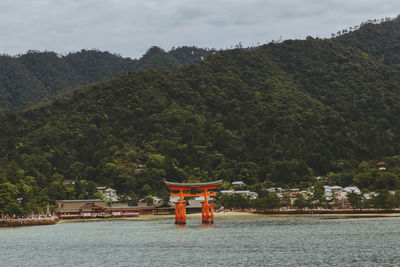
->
[0,0,398,59]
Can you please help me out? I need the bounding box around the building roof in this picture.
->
[343,187,361,194]
[58,208,81,212]
[106,206,139,210]
[56,199,104,203]
[63,180,76,185]
[220,190,234,194]
[330,186,343,190]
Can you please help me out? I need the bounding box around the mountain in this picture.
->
[1,16,400,214]
[0,46,213,111]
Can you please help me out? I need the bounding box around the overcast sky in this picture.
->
[0,0,398,59]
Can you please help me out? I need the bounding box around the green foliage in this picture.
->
[347,191,363,209]
[0,182,21,215]
[372,190,396,209]
[219,194,249,210]
[312,181,326,207]
[251,192,281,210]
[2,19,400,214]
[0,47,214,111]
[143,195,154,206]
[293,194,310,210]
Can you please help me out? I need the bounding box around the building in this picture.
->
[62,180,76,186]
[231,181,246,188]
[97,187,120,202]
[376,161,387,171]
[220,190,258,200]
[139,195,163,206]
[135,164,145,171]
[56,199,139,219]
[266,187,284,193]
[343,187,361,194]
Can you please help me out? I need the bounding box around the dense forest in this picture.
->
[1,17,400,214]
[0,46,213,111]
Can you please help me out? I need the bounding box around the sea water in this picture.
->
[1,216,399,266]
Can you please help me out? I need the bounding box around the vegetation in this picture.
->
[218,189,400,211]
[0,46,214,111]
[1,17,400,214]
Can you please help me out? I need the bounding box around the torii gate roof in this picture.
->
[165,180,223,190]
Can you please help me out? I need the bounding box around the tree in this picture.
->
[141,184,152,196]
[0,182,21,215]
[312,181,325,208]
[347,191,362,209]
[251,192,280,210]
[373,190,395,210]
[144,195,154,206]
[220,194,249,210]
[294,194,307,211]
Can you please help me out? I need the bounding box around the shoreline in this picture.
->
[252,209,400,219]
[5,211,400,226]
[58,210,400,224]
[0,217,59,227]
[58,211,261,223]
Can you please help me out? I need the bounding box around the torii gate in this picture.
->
[165,180,222,224]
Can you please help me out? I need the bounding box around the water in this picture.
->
[1,216,400,266]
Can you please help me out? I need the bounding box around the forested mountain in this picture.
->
[1,17,400,214]
[0,46,213,111]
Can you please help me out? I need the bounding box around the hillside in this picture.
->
[1,17,400,214]
[0,46,213,111]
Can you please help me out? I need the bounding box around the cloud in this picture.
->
[0,0,398,58]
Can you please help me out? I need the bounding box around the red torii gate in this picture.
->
[165,180,222,224]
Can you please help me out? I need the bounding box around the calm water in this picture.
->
[1,216,400,266]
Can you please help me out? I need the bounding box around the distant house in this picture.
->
[153,196,163,205]
[220,190,234,194]
[169,196,181,203]
[220,190,258,200]
[139,195,163,207]
[266,187,284,193]
[97,187,120,202]
[376,161,387,171]
[231,181,246,188]
[289,188,301,195]
[343,187,361,194]
[324,186,343,194]
[135,164,145,171]
[363,192,377,200]
[63,180,76,186]
[236,190,258,199]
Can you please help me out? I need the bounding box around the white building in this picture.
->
[220,190,258,200]
[343,187,361,194]
[152,196,163,205]
[97,187,120,202]
[231,181,246,188]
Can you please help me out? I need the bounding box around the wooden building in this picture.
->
[56,199,139,219]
